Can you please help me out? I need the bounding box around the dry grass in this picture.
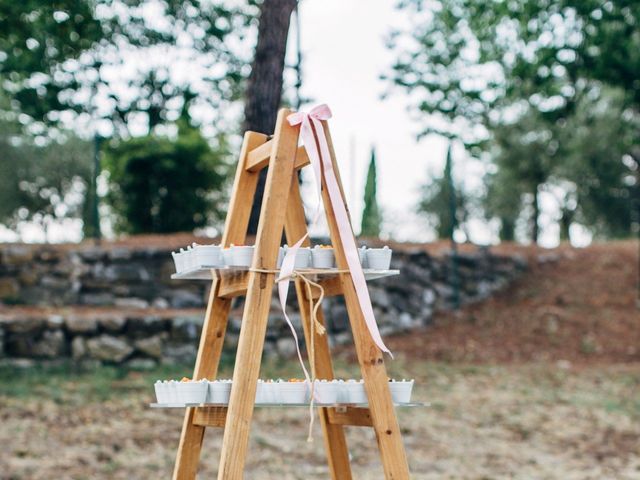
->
[1,360,639,479]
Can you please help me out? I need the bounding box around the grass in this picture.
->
[2,358,638,419]
[1,359,639,479]
[0,354,366,403]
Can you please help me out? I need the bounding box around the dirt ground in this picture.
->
[1,240,638,479]
[385,240,640,365]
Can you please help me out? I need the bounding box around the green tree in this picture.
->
[489,109,563,243]
[483,168,522,242]
[104,115,230,234]
[0,128,93,241]
[0,1,255,136]
[360,147,383,237]
[388,0,639,242]
[561,89,638,238]
[418,145,468,239]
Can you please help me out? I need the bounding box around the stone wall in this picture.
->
[0,244,207,309]
[0,241,527,366]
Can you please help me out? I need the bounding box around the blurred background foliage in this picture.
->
[0,0,637,244]
[387,0,639,243]
[103,110,231,234]
[0,123,92,240]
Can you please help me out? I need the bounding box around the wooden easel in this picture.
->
[171,108,410,479]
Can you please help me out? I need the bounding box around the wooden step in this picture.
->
[326,406,373,427]
[171,268,400,300]
[245,141,310,172]
[192,406,227,428]
[191,405,375,429]
[217,270,345,299]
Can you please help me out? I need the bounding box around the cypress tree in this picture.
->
[360,147,383,237]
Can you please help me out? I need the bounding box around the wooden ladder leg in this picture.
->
[173,131,268,480]
[284,177,353,480]
[217,109,300,480]
[318,121,411,479]
[173,281,232,479]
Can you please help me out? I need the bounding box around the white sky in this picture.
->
[294,0,449,242]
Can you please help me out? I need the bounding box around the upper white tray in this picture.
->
[171,266,400,281]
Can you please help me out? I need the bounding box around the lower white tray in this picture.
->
[150,402,427,408]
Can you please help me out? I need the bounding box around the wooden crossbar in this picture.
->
[327,407,374,427]
[216,270,344,299]
[246,143,310,172]
[192,406,227,428]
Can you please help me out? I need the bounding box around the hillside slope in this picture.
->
[386,241,639,364]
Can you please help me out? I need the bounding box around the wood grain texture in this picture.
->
[173,131,266,480]
[318,120,410,479]
[247,144,310,172]
[217,269,343,300]
[217,109,299,480]
[327,407,374,427]
[222,131,269,246]
[193,406,228,428]
[217,269,249,299]
[284,176,353,480]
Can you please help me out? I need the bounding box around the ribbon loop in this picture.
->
[263,104,392,442]
[279,104,392,360]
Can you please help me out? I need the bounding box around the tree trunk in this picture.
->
[244,0,297,235]
[531,187,540,244]
[559,208,573,243]
[500,217,515,242]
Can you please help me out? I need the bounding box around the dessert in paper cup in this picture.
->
[175,377,208,404]
[345,379,368,404]
[195,244,222,268]
[221,247,233,266]
[366,246,392,270]
[358,246,368,268]
[154,380,168,403]
[167,380,179,403]
[264,380,283,404]
[207,379,232,404]
[389,379,414,404]
[290,246,311,269]
[313,379,340,404]
[185,245,197,271]
[311,245,335,269]
[171,251,186,274]
[279,379,310,404]
[276,246,286,268]
[230,245,255,267]
[256,380,279,404]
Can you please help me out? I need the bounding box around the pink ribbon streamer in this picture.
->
[277,104,392,360]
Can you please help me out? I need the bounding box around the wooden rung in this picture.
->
[245,139,273,171]
[308,276,343,299]
[246,144,310,172]
[218,270,344,300]
[327,407,373,427]
[192,406,228,428]
[218,269,250,299]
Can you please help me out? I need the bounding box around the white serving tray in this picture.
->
[150,401,426,408]
[171,266,400,281]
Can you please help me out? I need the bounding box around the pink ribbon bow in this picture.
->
[277,105,392,361]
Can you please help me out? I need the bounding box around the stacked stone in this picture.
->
[0,242,527,366]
